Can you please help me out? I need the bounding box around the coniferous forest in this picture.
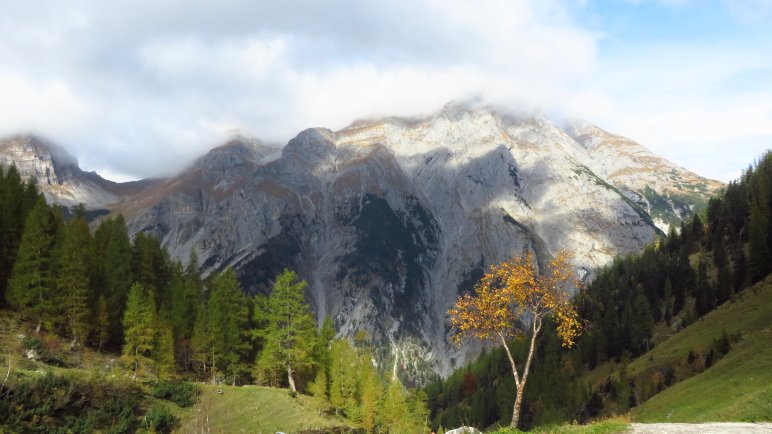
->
[425,151,772,430]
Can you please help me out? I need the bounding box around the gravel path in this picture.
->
[626,422,772,433]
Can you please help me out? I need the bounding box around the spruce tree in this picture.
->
[256,269,316,392]
[56,207,92,344]
[104,215,133,343]
[6,198,58,332]
[748,205,770,283]
[207,268,249,385]
[0,165,41,304]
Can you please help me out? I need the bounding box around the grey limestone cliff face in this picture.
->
[0,134,157,210]
[0,107,722,381]
[111,107,722,381]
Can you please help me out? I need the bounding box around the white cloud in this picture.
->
[0,0,769,183]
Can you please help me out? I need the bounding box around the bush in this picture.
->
[0,372,139,433]
[145,404,179,434]
[151,381,199,408]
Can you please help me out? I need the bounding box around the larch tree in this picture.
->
[95,294,110,352]
[122,283,157,381]
[448,250,582,428]
[328,338,358,414]
[257,269,317,393]
[380,376,409,432]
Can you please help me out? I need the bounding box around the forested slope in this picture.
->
[425,151,772,430]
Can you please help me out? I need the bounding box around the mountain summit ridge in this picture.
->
[0,106,722,380]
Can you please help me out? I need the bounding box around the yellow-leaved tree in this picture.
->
[448,250,582,428]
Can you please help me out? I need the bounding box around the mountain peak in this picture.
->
[0,134,81,185]
[193,135,280,171]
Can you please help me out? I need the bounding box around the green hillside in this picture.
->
[176,384,349,433]
[630,276,772,422]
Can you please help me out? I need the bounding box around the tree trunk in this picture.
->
[287,365,297,392]
[511,386,525,428]
[35,320,42,334]
[508,316,543,429]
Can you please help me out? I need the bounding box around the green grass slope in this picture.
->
[176,384,349,434]
[0,309,348,433]
[631,276,772,422]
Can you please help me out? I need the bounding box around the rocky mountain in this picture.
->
[0,105,722,381]
[0,134,157,209]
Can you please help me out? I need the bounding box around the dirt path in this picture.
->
[626,422,772,433]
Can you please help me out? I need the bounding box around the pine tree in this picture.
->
[256,269,317,392]
[56,207,92,344]
[6,198,58,332]
[122,283,157,381]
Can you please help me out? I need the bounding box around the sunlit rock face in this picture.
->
[0,134,158,210]
[0,105,721,382]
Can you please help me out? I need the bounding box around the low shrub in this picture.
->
[0,371,139,433]
[151,381,200,407]
[145,403,179,434]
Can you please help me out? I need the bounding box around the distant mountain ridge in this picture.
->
[0,134,159,208]
[0,104,723,380]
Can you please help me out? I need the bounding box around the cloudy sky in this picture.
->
[0,0,770,182]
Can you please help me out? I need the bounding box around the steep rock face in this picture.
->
[566,122,723,232]
[113,106,721,380]
[0,134,156,209]
[0,107,722,381]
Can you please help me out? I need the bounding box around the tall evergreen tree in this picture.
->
[747,204,770,283]
[191,301,213,380]
[122,283,157,381]
[56,206,92,344]
[360,356,381,433]
[207,268,250,385]
[153,318,176,380]
[6,198,58,332]
[256,269,317,392]
[104,215,133,344]
[0,165,41,304]
[380,377,410,433]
